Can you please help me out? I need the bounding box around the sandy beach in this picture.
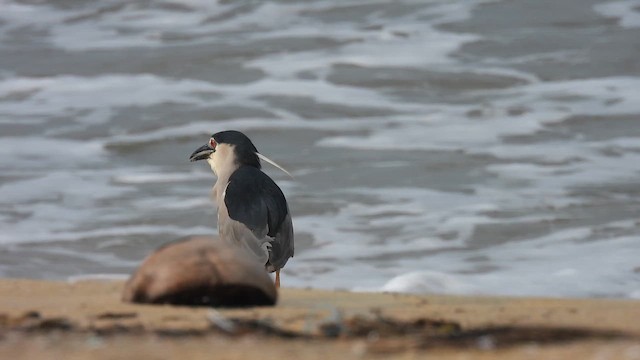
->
[0,279,638,359]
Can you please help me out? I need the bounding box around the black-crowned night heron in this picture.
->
[189,130,294,288]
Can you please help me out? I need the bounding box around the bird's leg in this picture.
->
[275,270,281,288]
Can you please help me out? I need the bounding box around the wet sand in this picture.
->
[0,279,638,359]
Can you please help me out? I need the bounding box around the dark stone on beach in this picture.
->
[122,236,277,307]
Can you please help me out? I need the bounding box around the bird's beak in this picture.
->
[189,144,214,162]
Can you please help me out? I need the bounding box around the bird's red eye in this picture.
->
[209,138,217,149]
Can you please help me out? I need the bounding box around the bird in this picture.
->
[189,130,294,288]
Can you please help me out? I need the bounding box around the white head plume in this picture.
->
[257,153,293,178]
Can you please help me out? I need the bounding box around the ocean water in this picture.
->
[1,0,639,298]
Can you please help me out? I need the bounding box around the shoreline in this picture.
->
[0,278,639,359]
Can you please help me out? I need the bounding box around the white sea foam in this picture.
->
[0,0,491,52]
[113,171,212,184]
[103,118,371,147]
[594,0,640,28]
[281,175,640,297]
[67,273,129,284]
[132,197,212,211]
[0,171,129,203]
[0,137,106,169]
[317,76,640,152]
[0,222,216,245]
[0,75,218,124]
[487,147,640,192]
[0,1,208,50]
[379,271,477,295]
[294,218,640,298]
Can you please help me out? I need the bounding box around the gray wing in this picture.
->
[266,212,294,271]
[223,167,294,271]
[217,202,271,267]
